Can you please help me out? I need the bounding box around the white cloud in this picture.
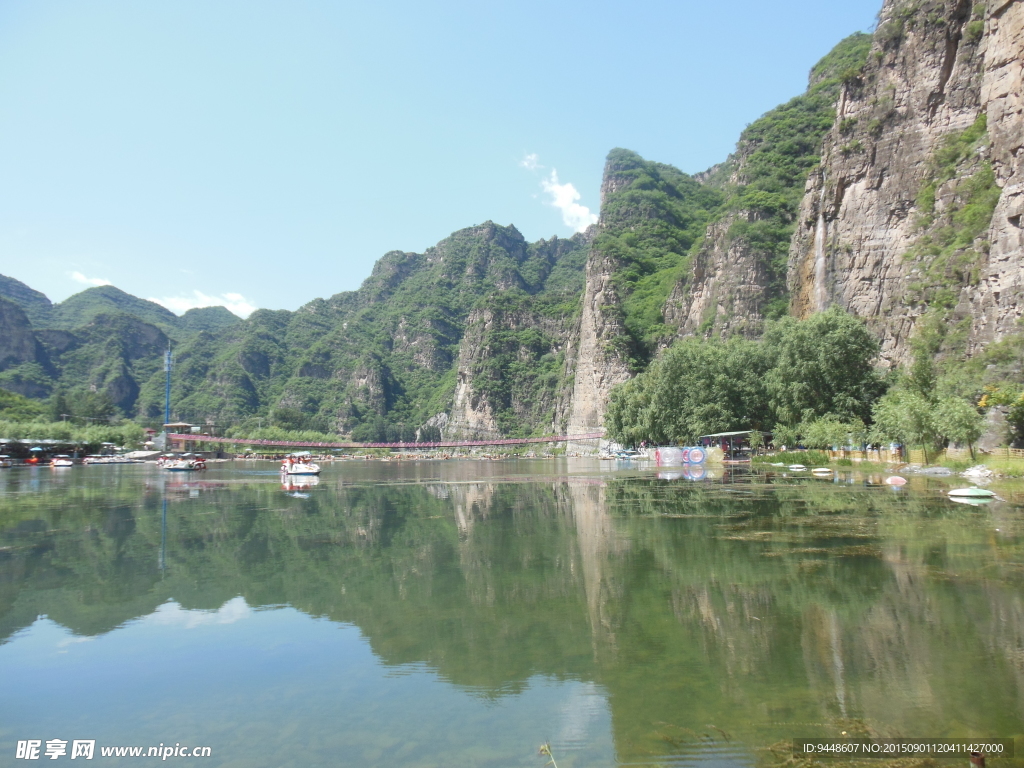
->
[150,290,257,318]
[540,170,598,233]
[520,154,598,233]
[519,152,543,171]
[70,271,112,287]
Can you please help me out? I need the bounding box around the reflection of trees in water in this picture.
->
[1,469,1023,757]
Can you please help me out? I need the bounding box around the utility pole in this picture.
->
[164,345,173,426]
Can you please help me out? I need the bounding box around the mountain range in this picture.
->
[2,0,1021,446]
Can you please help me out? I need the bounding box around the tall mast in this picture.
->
[164,345,173,425]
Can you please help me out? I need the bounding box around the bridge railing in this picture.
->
[168,433,604,450]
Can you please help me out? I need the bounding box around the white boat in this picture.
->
[0,455,13,468]
[948,487,995,498]
[50,455,74,467]
[281,452,321,476]
[161,454,207,472]
[83,455,140,465]
[788,464,807,471]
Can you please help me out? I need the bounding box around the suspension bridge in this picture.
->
[169,432,605,451]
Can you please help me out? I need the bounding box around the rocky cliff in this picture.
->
[788,0,1022,366]
[128,223,591,437]
[564,150,722,444]
[563,246,633,443]
[0,297,53,397]
[447,233,589,439]
[665,32,873,340]
[567,4,1021,443]
[4,0,1020,441]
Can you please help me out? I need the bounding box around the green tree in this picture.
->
[763,307,886,427]
[748,430,764,456]
[871,389,937,463]
[771,424,799,450]
[0,388,46,422]
[271,406,308,432]
[933,397,984,459]
[605,336,772,445]
[67,389,117,422]
[418,425,442,443]
[800,415,865,450]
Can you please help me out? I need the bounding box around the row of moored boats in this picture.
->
[0,454,144,468]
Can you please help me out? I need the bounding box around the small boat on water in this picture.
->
[0,455,13,468]
[788,464,807,471]
[948,487,995,499]
[159,454,207,472]
[83,455,141,465]
[601,449,644,460]
[50,455,74,467]
[811,467,833,475]
[282,452,321,476]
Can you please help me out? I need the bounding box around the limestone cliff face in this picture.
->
[447,234,590,440]
[663,34,875,341]
[965,0,1024,348]
[565,153,696,445]
[446,308,563,439]
[665,213,777,338]
[0,297,53,396]
[564,248,632,443]
[788,0,1022,365]
[448,316,500,438]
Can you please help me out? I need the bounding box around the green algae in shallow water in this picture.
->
[0,460,1022,767]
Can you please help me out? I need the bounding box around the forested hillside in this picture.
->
[0,275,240,418]
[2,0,1021,452]
[0,224,590,438]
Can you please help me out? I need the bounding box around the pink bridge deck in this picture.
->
[168,432,604,450]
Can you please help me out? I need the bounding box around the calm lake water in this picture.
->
[1,459,1022,767]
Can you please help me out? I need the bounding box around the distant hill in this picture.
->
[0,275,53,327]
[50,286,181,336]
[0,275,242,414]
[132,222,592,436]
[179,305,242,334]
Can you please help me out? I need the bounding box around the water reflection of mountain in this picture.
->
[1,465,1022,761]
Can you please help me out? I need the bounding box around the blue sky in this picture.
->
[0,0,880,317]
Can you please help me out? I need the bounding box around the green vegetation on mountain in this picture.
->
[49,285,181,336]
[0,363,54,400]
[0,275,244,421]
[905,114,1002,367]
[178,305,242,334]
[127,224,590,438]
[0,274,53,327]
[0,387,46,422]
[596,33,874,366]
[594,150,724,365]
[703,32,873,319]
